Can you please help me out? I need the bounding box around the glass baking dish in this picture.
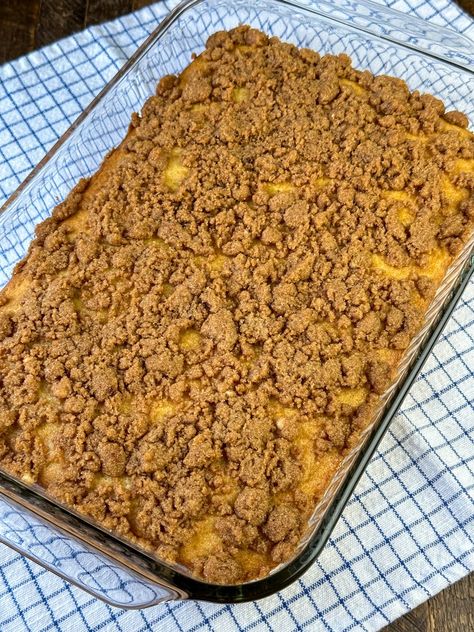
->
[0,0,473,608]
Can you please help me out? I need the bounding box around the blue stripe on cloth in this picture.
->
[0,1,473,631]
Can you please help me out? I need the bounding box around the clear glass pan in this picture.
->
[0,0,473,608]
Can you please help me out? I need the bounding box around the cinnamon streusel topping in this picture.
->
[0,26,473,583]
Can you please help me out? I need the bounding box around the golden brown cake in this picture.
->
[0,26,473,584]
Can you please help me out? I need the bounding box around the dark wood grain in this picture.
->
[428,574,474,632]
[0,0,158,62]
[385,601,428,632]
[35,0,88,48]
[456,0,474,16]
[0,2,472,631]
[385,575,474,632]
[0,0,40,62]
[86,0,133,25]
[132,0,158,8]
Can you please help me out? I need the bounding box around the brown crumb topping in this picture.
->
[0,26,473,584]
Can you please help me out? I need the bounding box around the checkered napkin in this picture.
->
[0,1,473,630]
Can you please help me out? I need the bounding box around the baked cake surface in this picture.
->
[0,26,473,583]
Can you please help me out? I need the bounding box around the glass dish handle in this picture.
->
[300,0,474,66]
[0,494,179,609]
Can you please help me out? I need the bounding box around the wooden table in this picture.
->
[0,2,472,631]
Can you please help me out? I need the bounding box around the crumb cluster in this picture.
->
[0,26,473,583]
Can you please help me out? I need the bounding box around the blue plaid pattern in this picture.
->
[0,1,473,630]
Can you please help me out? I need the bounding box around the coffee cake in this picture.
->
[0,26,473,583]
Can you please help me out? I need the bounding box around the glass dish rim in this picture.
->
[0,0,473,605]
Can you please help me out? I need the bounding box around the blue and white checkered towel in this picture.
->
[0,1,473,630]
